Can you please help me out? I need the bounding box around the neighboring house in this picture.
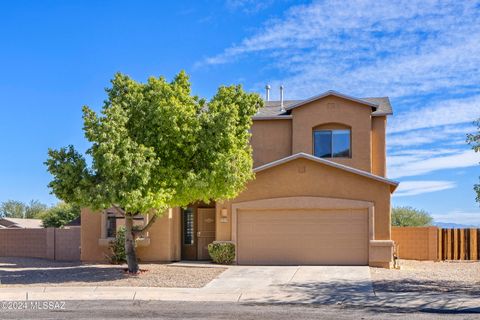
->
[81,90,398,268]
[65,216,81,227]
[0,217,43,229]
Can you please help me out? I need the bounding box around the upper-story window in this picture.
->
[313,129,351,158]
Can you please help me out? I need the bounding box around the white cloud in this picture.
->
[202,1,480,101]
[432,211,480,227]
[387,123,475,148]
[388,149,480,179]
[394,180,456,197]
[388,96,480,134]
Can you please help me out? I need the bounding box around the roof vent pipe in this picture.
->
[280,85,285,112]
[265,84,271,101]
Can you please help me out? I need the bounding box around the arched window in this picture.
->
[313,124,351,158]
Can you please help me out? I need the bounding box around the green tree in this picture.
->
[0,200,25,218]
[0,200,47,218]
[467,120,480,203]
[45,71,262,273]
[391,206,433,227]
[25,200,49,219]
[40,202,80,228]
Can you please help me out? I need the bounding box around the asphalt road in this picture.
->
[1,300,479,320]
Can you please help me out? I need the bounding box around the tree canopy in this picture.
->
[0,200,48,219]
[40,202,80,228]
[391,206,433,227]
[46,71,262,215]
[45,71,262,272]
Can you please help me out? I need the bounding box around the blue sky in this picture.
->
[1,1,479,225]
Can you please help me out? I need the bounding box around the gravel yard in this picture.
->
[370,259,480,295]
[0,257,226,287]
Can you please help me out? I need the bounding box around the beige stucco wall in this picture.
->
[216,157,392,243]
[251,119,292,167]
[291,96,373,172]
[372,116,387,177]
[392,226,438,260]
[0,228,51,259]
[136,208,181,262]
[80,208,181,262]
[0,227,80,261]
[80,209,110,262]
[54,227,81,261]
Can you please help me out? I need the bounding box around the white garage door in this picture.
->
[237,208,368,265]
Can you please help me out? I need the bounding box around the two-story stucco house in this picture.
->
[81,89,398,268]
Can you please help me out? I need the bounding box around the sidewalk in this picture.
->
[0,286,241,302]
[0,285,478,313]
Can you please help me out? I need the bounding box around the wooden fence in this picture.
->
[438,228,478,261]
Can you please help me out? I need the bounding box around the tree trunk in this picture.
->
[124,215,139,274]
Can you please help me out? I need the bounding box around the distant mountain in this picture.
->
[434,222,478,228]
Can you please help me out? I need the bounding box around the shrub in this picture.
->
[107,225,144,264]
[107,226,127,264]
[208,242,235,264]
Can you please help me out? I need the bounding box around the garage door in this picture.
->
[237,208,368,265]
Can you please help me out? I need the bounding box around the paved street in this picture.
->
[1,300,479,320]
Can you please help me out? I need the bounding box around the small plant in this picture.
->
[208,242,235,264]
[107,226,127,264]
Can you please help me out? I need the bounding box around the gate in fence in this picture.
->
[438,228,478,261]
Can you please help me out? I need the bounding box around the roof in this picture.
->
[254,90,392,119]
[253,153,399,191]
[362,97,393,116]
[254,100,302,118]
[0,218,43,228]
[65,216,81,227]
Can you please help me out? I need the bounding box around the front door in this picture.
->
[197,208,216,260]
[181,206,216,260]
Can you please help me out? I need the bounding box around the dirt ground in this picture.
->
[370,259,480,295]
[0,257,226,287]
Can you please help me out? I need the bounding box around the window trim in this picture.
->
[313,129,352,159]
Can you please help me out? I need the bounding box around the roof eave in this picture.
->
[252,115,293,120]
[372,112,393,117]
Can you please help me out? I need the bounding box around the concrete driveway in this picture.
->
[204,266,374,304]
